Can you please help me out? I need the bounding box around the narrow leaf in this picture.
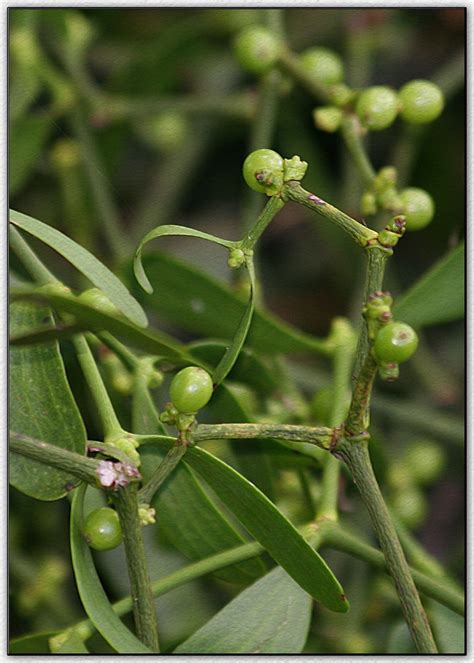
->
[212,259,256,386]
[9,209,148,327]
[70,484,152,653]
[10,302,86,500]
[129,252,330,355]
[10,287,192,362]
[393,242,464,328]
[175,566,312,654]
[184,446,348,612]
[134,224,237,294]
[431,603,465,654]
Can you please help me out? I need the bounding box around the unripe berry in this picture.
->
[392,488,427,529]
[312,106,343,133]
[356,86,399,131]
[242,148,284,195]
[233,26,282,75]
[144,113,188,153]
[169,366,213,414]
[300,47,344,87]
[373,322,418,364]
[83,507,122,551]
[403,440,445,486]
[399,187,435,231]
[360,191,377,216]
[398,80,444,125]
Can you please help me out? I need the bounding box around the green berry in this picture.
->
[83,507,122,551]
[373,322,418,364]
[327,83,354,107]
[312,106,343,133]
[398,80,444,125]
[170,366,213,414]
[392,488,427,529]
[144,113,188,153]
[78,288,119,316]
[404,441,445,486]
[356,86,399,131]
[300,47,344,87]
[360,191,377,216]
[242,148,284,195]
[233,26,281,75]
[399,187,435,231]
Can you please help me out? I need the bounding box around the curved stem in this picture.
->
[340,115,376,187]
[334,438,437,653]
[138,444,187,504]
[73,335,124,440]
[240,195,285,251]
[282,181,378,246]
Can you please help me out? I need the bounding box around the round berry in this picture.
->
[356,86,399,131]
[404,441,445,486]
[373,322,418,364]
[398,80,444,125]
[300,47,344,87]
[233,26,281,75]
[83,507,122,551]
[144,113,188,153]
[169,366,213,414]
[392,488,427,529]
[312,106,343,133]
[242,148,284,195]
[399,187,435,231]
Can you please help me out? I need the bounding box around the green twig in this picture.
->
[138,443,188,504]
[323,522,463,616]
[340,115,376,187]
[333,437,437,653]
[113,485,160,652]
[240,195,286,251]
[193,422,334,450]
[282,181,378,246]
[318,318,356,520]
[73,334,124,440]
[9,432,99,486]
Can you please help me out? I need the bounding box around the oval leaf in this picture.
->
[9,209,148,328]
[134,224,237,294]
[129,252,330,355]
[10,302,87,500]
[70,484,152,654]
[393,242,464,328]
[174,566,312,654]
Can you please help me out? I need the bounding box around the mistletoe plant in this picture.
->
[9,7,464,656]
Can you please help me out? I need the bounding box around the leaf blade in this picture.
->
[174,566,312,654]
[134,224,237,294]
[183,446,348,613]
[393,243,464,328]
[9,209,148,327]
[9,302,87,500]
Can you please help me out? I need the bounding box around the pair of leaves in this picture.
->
[141,436,349,614]
[133,223,256,386]
[10,302,86,500]
[9,209,148,328]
